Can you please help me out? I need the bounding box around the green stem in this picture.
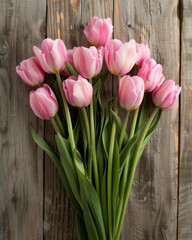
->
[115,107,139,235]
[81,108,91,147]
[118,111,130,150]
[108,76,120,239]
[54,113,65,136]
[115,108,159,240]
[89,78,100,196]
[55,72,76,152]
[50,118,61,134]
[81,107,92,179]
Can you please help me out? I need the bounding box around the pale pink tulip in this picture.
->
[133,41,150,67]
[152,80,181,110]
[63,75,93,107]
[73,46,104,79]
[119,75,144,110]
[33,38,67,73]
[105,39,138,76]
[84,16,113,46]
[30,84,58,119]
[16,57,44,86]
[61,49,75,76]
[137,58,165,92]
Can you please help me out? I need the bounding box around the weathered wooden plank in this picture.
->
[113,0,180,239]
[178,1,192,239]
[45,0,114,239]
[0,0,46,239]
[45,1,82,239]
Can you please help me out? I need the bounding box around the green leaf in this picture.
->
[77,214,89,240]
[119,130,139,176]
[55,134,81,204]
[112,139,119,231]
[80,178,106,240]
[111,110,128,143]
[96,136,105,182]
[100,168,108,238]
[136,94,148,134]
[80,182,99,240]
[78,109,88,160]
[66,61,78,77]
[74,148,86,176]
[30,124,82,215]
[137,109,162,164]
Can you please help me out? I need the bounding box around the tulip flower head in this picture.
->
[73,46,104,79]
[137,58,165,92]
[119,75,144,110]
[30,84,58,119]
[105,39,138,76]
[16,57,44,86]
[63,75,93,107]
[33,38,67,73]
[84,16,113,46]
[134,41,151,67]
[152,80,181,110]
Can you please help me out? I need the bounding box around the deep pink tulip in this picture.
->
[133,40,150,67]
[137,58,165,92]
[61,49,75,76]
[16,57,44,86]
[33,38,67,73]
[105,39,138,76]
[73,46,104,79]
[84,16,113,46]
[119,75,144,110]
[30,84,58,119]
[63,75,93,107]
[152,80,181,110]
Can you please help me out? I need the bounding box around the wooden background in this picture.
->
[0,0,191,239]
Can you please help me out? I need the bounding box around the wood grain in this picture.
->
[0,0,46,239]
[178,1,192,239]
[113,0,180,239]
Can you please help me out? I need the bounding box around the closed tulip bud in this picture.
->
[84,16,113,46]
[137,58,165,92]
[73,46,104,79]
[105,39,138,76]
[30,84,58,119]
[16,57,44,86]
[119,75,144,110]
[61,49,75,76]
[134,41,150,67]
[152,80,181,110]
[63,75,93,107]
[33,38,67,73]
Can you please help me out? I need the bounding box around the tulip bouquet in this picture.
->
[16,17,181,240]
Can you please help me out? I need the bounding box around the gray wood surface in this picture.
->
[178,1,192,239]
[0,0,46,239]
[0,0,191,239]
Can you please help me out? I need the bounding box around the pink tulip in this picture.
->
[30,84,58,119]
[16,57,44,86]
[137,58,165,92]
[61,49,75,76]
[73,46,104,79]
[133,40,150,67]
[152,80,181,110]
[119,75,144,110]
[63,75,93,107]
[33,38,67,73]
[105,39,138,76]
[84,16,113,46]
